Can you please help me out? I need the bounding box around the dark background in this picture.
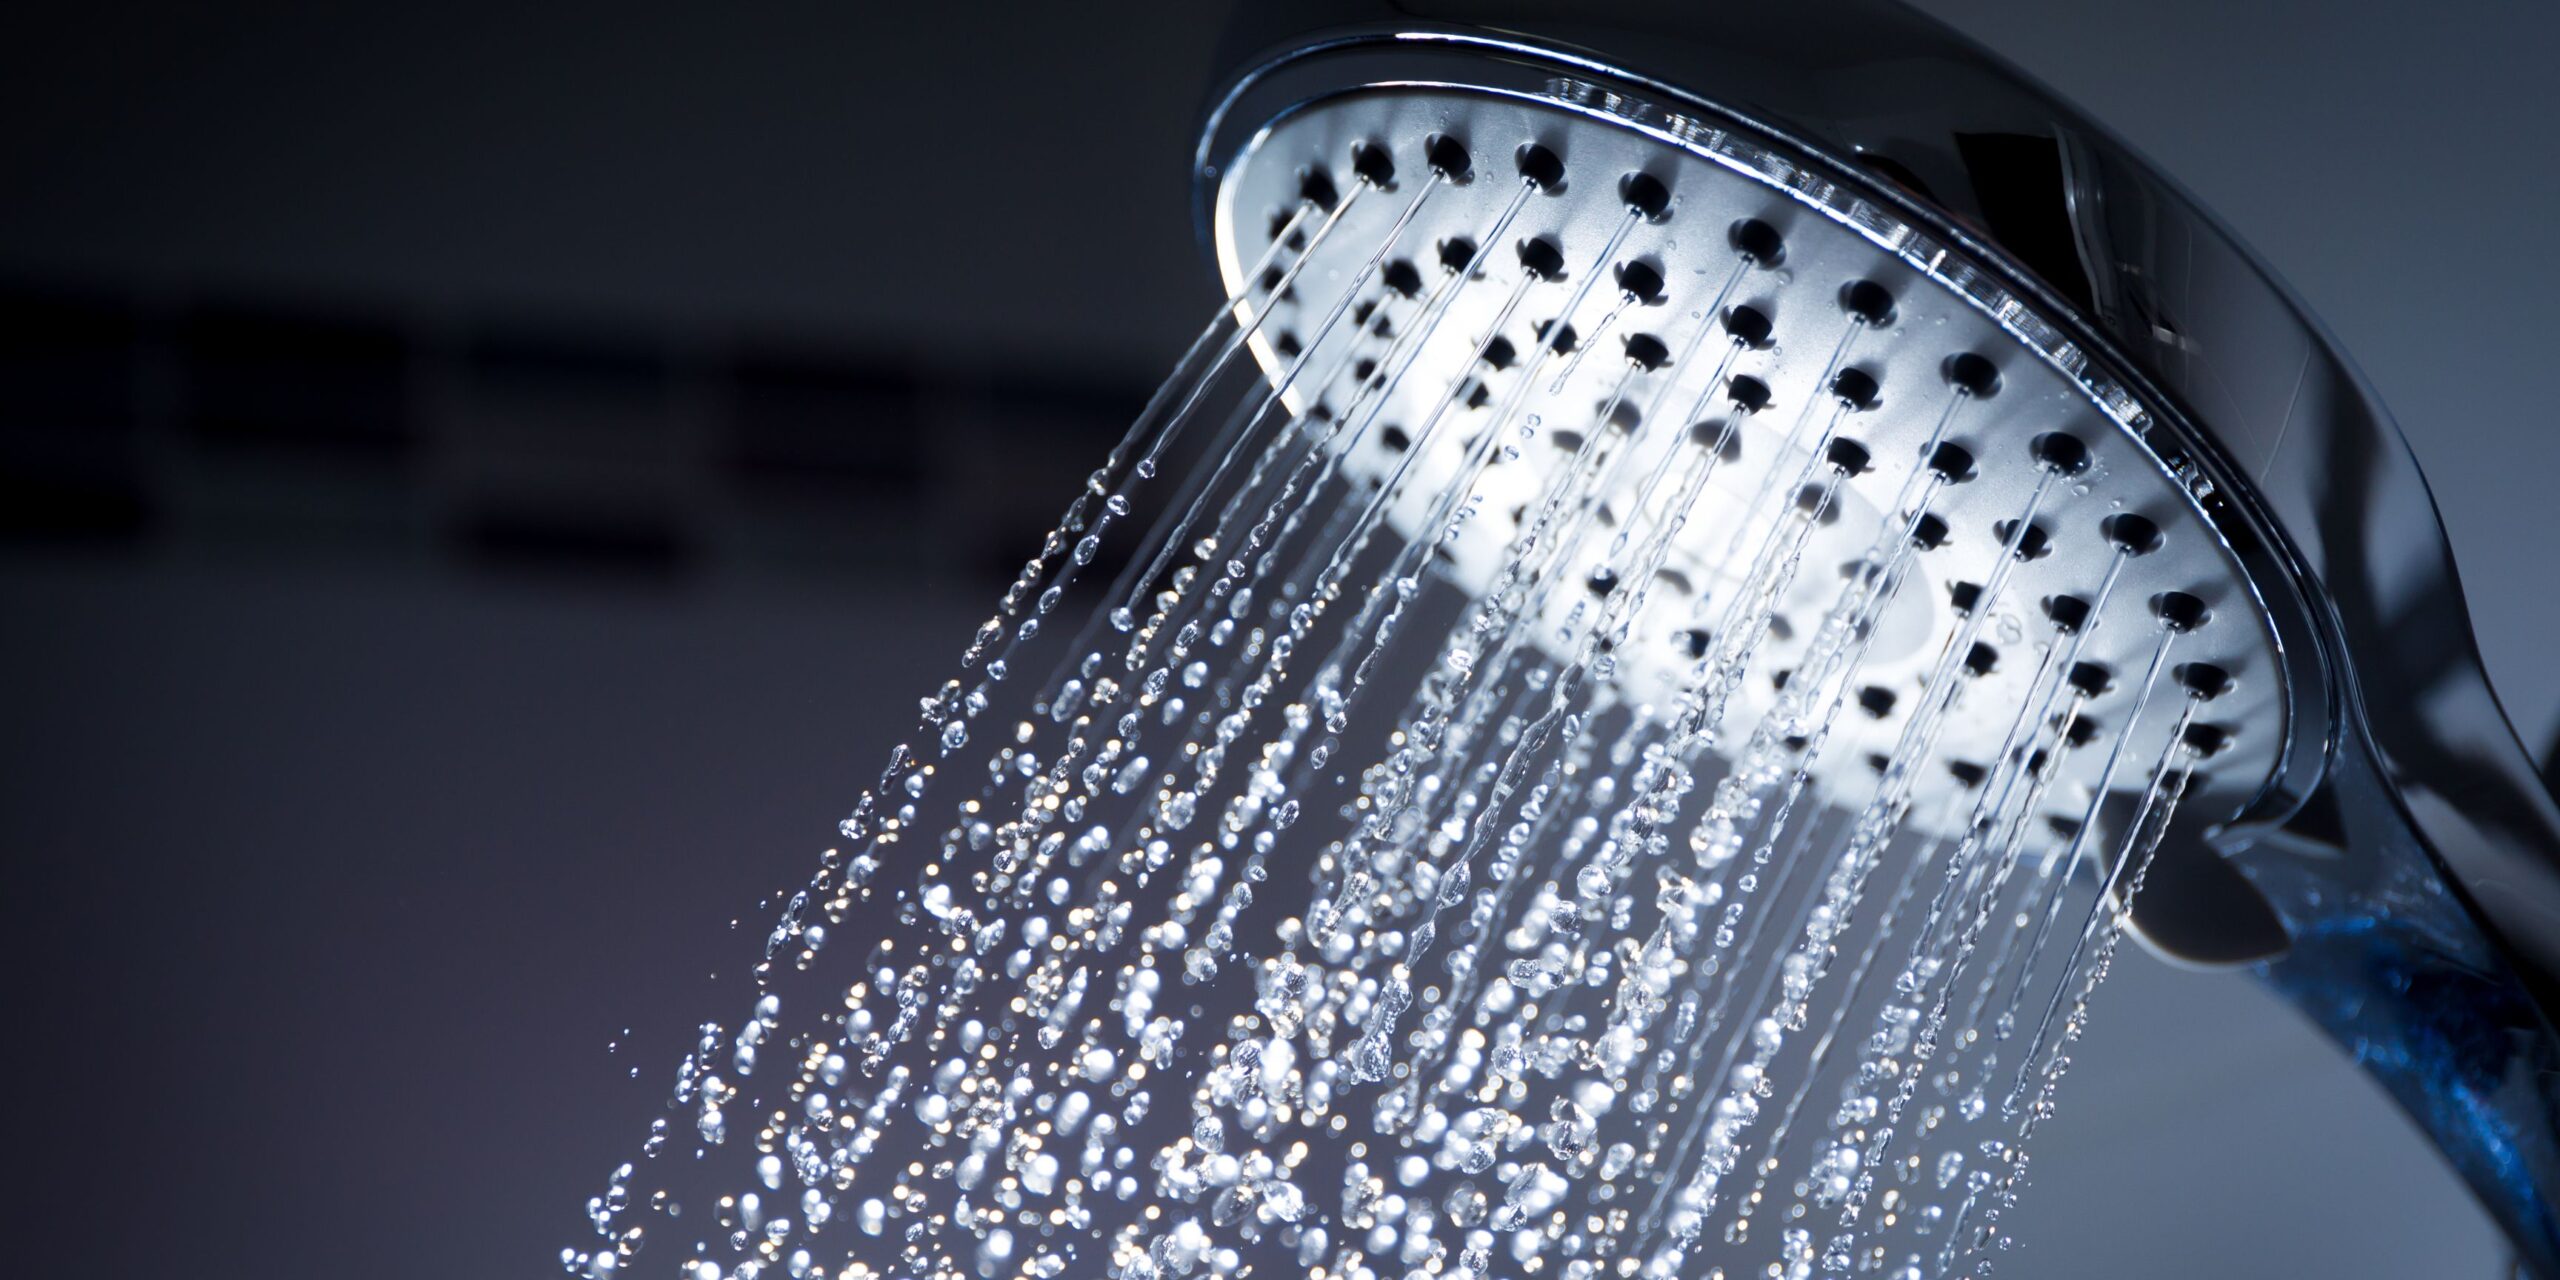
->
[2,1,2551,1275]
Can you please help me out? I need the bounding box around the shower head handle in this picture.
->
[1200,1,2560,1269]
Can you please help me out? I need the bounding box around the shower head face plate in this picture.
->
[1209,86,2288,846]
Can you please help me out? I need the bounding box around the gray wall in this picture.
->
[1,1,2547,1274]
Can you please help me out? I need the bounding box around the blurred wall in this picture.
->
[0,1,2548,1275]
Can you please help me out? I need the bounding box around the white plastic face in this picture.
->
[1212,86,2284,839]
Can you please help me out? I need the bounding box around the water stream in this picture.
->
[564,205,2209,1280]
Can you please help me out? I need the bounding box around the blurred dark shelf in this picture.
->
[0,278,1149,587]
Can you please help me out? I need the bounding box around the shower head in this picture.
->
[1201,76,2290,905]
[1192,1,2560,1269]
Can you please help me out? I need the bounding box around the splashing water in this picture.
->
[561,168,2236,1280]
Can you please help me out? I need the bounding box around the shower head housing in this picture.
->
[1192,2,2560,1270]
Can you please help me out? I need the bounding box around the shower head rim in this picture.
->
[1192,25,2328,840]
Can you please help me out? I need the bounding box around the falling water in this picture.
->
[564,159,2235,1280]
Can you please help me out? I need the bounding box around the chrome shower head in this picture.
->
[1190,2,2560,1270]
[1201,80,2288,869]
